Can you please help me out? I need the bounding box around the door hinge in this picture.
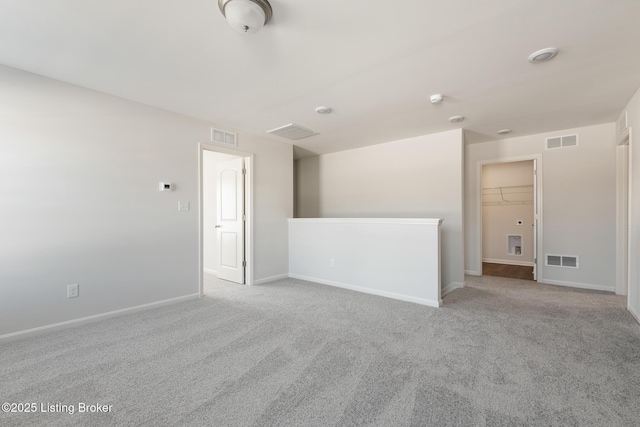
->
[242,168,246,175]
[242,260,246,267]
[243,214,246,221]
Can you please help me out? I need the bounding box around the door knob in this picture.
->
[215,225,222,228]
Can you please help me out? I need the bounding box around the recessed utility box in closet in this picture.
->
[508,235,523,256]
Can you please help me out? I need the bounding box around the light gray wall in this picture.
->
[482,161,534,264]
[623,86,640,321]
[295,129,465,290]
[247,132,294,281]
[465,123,617,291]
[0,65,293,337]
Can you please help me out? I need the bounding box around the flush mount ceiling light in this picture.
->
[218,0,272,34]
[449,115,465,123]
[497,129,512,135]
[314,106,332,114]
[528,47,559,63]
[430,94,443,104]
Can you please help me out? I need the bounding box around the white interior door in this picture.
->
[216,157,245,284]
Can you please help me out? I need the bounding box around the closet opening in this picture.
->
[480,159,539,281]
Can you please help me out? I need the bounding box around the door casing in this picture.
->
[616,128,631,297]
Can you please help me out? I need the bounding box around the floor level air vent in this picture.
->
[211,128,237,146]
[546,254,579,268]
[546,134,578,150]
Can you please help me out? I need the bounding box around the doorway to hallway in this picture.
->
[199,144,253,295]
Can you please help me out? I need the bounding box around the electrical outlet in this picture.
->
[330,258,335,267]
[67,284,79,298]
[178,201,190,212]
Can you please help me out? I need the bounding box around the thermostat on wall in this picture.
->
[159,182,173,192]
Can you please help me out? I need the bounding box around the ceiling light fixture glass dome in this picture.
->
[218,0,272,34]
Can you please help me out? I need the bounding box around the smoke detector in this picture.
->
[430,94,443,104]
[314,106,332,114]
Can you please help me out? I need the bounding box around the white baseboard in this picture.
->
[252,273,289,285]
[483,258,534,267]
[0,293,200,343]
[442,282,464,297]
[203,269,217,276]
[540,279,615,293]
[465,270,481,276]
[288,273,442,308]
[628,305,640,325]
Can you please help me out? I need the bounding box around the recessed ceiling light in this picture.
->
[449,115,464,123]
[430,94,443,104]
[528,47,559,63]
[497,129,512,135]
[315,106,332,114]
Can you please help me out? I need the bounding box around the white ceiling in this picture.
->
[2,0,640,158]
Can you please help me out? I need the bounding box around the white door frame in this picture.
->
[616,127,631,296]
[476,154,543,281]
[198,143,254,296]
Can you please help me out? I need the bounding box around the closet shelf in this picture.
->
[483,201,533,206]
[482,184,533,206]
[482,184,533,189]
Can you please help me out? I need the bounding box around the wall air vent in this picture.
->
[267,123,317,140]
[618,111,628,136]
[546,254,579,268]
[546,134,578,150]
[211,128,237,146]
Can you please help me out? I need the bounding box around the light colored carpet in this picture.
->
[1,274,639,426]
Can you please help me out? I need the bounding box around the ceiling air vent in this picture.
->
[546,134,578,150]
[546,254,579,268]
[267,123,317,140]
[211,128,237,146]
